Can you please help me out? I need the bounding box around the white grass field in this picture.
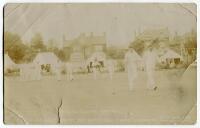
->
[4,69,196,124]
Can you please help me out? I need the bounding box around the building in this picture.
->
[63,33,107,70]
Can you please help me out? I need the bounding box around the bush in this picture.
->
[4,68,20,76]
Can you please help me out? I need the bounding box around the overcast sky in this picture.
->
[4,3,196,46]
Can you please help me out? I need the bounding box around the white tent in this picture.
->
[33,52,61,74]
[4,54,16,69]
[33,52,60,65]
[159,49,183,62]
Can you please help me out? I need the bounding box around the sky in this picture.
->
[4,3,196,47]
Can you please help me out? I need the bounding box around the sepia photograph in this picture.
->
[3,3,197,124]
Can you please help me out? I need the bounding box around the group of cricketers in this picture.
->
[125,45,158,91]
[19,44,158,91]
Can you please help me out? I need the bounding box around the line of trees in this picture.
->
[106,46,126,59]
[4,31,69,63]
[4,31,128,63]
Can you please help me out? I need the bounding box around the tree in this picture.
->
[184,29,197,54]
[30,33,46,51]
[53,48,69,61]
[47,39,56,51]
[9,44,27,63]
[130,38,160,55]
[106,46,125,59]
[4,31,28,63]
[57,49,66,61]
[4,31,22,52]
[4,31,13,52]
[129,39,144,55]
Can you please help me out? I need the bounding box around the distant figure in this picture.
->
[98,61,104,72]
[35,61,41,80]
[90,62,93,71]
[143,45,158,90]
[169,61,175,68]
[66,62,74,81]
[125,46,140,91]
[20,60,30,81]
[20,63,26,81]
[28,63,34,80]
[55,60,61,81]
[107,59,115,80]
[87,65,91,73]
[25,63,31,81]
[92,58,99,80]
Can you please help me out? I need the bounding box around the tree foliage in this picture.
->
[129,39,145,55]
[30,33,46,51]
[52,48,63,61]
[106,46,125,59]
[4,32,72,62]
[4,31,28,63]
[184,29,197,55]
